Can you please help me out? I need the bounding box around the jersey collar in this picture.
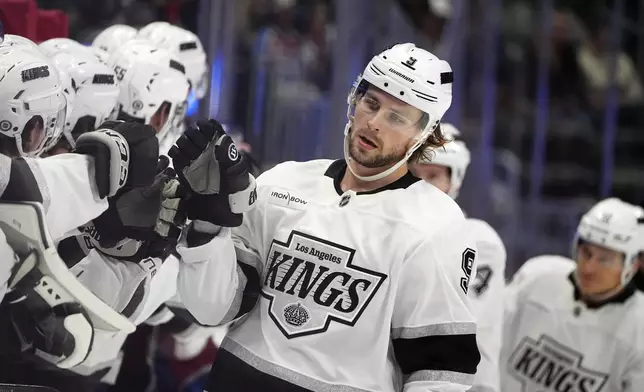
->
[324,160,419,196]
[568,272,636,309]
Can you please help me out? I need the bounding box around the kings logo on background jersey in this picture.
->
[262,231,387,339]
[508,334,609,392]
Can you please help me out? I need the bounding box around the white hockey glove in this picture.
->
[0,202,135,369]
[74,120,159,199]
[168,119,257,228]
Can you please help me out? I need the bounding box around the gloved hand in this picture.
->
[2,250,94,370]
[168,119,257,227]
[74,120,159,199]
[90,156,186,248]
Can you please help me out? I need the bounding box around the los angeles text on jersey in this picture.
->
[262,230,387,339]
[508,334,609,392]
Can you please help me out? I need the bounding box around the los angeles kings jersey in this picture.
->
[501,255,644,392]
[466,218,506,392]
[177,159,481,392]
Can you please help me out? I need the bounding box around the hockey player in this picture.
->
[408,124,506,392]
[41,43,120,154]
[138,22,209,101]
[133,21,220,392]
[107,39,191,154]
[501,198,644,391]
[168,43,480,391]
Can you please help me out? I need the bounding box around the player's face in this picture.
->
[575,242,625,297]
[349,88,424,171]
[408,163,451,193]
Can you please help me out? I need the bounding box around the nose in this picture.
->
[579,256,600,275]
[366,110,386,131]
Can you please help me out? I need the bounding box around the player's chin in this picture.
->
[578,281,606,296]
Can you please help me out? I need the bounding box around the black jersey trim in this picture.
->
[323,159,419,196]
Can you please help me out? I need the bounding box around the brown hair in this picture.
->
[408,120,450,163]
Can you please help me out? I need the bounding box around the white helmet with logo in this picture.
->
[574,198,644,285]
[344,43,453,181]
[50,51,119,149]
[107,40,190,141]
[417,123,470,198]
[92,24,138,54]
[39,38,86,57]
[0,49,66,156]
[142,24,209,99]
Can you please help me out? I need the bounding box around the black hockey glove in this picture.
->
[73,120,159,199]
[0,248,94,370]
[168,119,257,227]
[90,156,185,248]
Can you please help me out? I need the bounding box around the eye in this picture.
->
[387,112,406,124]
[362,97,379,111]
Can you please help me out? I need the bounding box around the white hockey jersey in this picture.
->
[177,159,481,392]
[501,255,644,392]
[466,218,506,392]
[54,232,183,382]
[0,153,108,242]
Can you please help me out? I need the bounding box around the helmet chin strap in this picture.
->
[342,121,424,183]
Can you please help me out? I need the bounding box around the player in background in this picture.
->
[136,21,209,154]
[105,39,191,154]
[409,124,506,392]
[501,198,644,391]
[167,43,480,391]
[134,20,225,392]
[38,39,120,154]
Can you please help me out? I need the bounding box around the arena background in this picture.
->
[2,0,643,278]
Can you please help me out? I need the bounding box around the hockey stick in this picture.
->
[0,384,59,392]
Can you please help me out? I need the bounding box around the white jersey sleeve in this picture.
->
[175,221,262,326]
[465,219,506,392]
[392,218,479,392]
[0,153,108,242]
[175,167,267,327]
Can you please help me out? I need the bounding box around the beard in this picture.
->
[348,128,405,169]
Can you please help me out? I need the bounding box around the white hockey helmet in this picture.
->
[38,38,86,57]
[573,198,644,285]
[417,123,470,198]
[0,49,66,157]
[92,24,138,54]
[144,24,209,99]
[49,51,119,149]
[137,21,170,41]
[0,34,41,53]
[41,58,76,153]
[108,40,190,141]
[344,43,453,182]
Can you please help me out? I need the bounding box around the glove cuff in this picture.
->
[228,174,257,214]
